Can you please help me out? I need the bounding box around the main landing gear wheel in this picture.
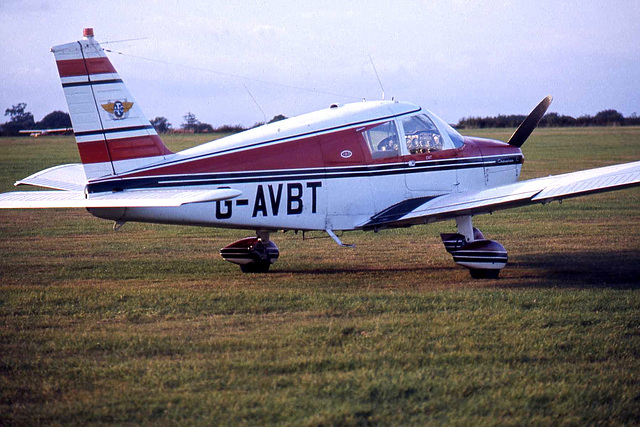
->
[220,232,280,273]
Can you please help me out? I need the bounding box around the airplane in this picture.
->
[1,28,639,278]
[18,127,73,137]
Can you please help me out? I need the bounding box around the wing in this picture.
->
[360,160,640,229]
[0,188,242,209]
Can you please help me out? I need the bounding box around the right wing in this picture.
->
[0,187,242,209]
[360,160,640,229]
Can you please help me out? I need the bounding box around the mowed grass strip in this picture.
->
[1,128,639,425]
[2,288,639,424]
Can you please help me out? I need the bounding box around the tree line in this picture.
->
[1,103,72,136]
[150,112,288,134]
[0,103,287,136]
[2,102,639,137]
[456,109,640,129]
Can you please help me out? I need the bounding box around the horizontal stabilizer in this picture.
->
[0,188,241,209]
[16,163,87,191]
[361,160,640,229]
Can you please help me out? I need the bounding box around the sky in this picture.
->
[1,0,639,128]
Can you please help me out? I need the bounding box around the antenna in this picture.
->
[103,47,362,101]
[369,54,385,100]
[101,37,148,45]
[243,84,267,124]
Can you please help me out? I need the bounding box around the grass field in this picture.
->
[1,128,639,425]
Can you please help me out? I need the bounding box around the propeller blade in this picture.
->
[508,95,553,147]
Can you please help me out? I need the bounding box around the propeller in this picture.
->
[507,95,553,147]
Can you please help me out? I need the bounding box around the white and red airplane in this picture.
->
[1,29,639,278]
[18,127,73,137]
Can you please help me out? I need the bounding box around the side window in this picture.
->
[361,121,400,159]
[402,114,444,154]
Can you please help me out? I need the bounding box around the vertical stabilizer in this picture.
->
[51,28,172,179]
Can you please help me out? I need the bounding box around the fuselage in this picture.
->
[87,100,523,232]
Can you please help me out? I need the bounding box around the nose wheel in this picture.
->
[239,259,272,273]
[441,216,508,279]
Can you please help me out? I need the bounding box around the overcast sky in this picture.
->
[1,0,639,128]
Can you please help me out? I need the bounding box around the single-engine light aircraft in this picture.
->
[18,127,73,137]
[1,29,639,278]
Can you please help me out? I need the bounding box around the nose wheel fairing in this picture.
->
[442,218,508,278]
[220,236,280,273]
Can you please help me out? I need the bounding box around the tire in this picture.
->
[240,261,271,273]
[469,269,500,279]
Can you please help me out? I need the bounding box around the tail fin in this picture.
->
[51,28,173,180]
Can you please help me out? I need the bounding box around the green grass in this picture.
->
[1,129,639,425]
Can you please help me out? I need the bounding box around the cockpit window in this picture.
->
[402,114,444,154]
[427,112,465,149]
[361,120,400,159]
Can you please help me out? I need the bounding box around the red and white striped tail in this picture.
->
[51,28,173,180]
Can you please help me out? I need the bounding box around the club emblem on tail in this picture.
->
[101,100,133,120]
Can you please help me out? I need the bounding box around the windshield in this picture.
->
[401,114,444,154]
[425,110,465,149]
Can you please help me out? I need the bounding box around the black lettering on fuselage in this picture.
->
[252,185,268,217]
[216,200,233,219]
[268,184,283,216]
[287,183,303,215]
[247,182,323,218]
[306,182,321,214]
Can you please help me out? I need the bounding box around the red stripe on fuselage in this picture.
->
[57,57,116,78]
[119,128,369,178]
[111,131,521,179]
